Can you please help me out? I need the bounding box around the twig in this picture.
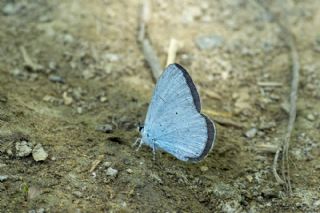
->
[202,89,222,100]
[166,38,178,66]
[257,82,283,87]
[137,0,162,81]
[20,46,42,71]
[255,143,278,153]
[138,0,151,43]
[273,149,285,184]
[254,0,300,195]
[213,117,246,129]
[89,154,105,173]
[142,39,163,81]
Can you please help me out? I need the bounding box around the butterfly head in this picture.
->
[138,123,144,132]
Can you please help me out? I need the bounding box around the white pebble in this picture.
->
[106,167,118,177]
[32,144,48,162]
[103,161,112,167]
[15,141,32,157]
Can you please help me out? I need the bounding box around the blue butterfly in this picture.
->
[136,63,216,162]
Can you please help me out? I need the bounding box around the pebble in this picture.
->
[313,200,320,208]
[62,92,73,105]
[0,175,8,182]
[63,34,74,43]
[103,53,120,62]
[106,167,118,177]
[15,141,33,157]
[32,144,48,161]
[2,3,21,15]
[99,96,107,103]
[72,191,83,198]
[95,124,113,133]
[48,75,65,84]
[76,107,83,114]
[181,6,202,23]
[244,128,257,138]
[126,168,133,174]
[200,166,209,172]
[103,161,112,167]
[28,208,45,213]
[82,69,95,79]
[195,35,224,50]
[246,175,253,182]
[259,121,276,130]
[48,61,57,72]
[306,113,315,121]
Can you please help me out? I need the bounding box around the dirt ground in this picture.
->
[0,0,319,212]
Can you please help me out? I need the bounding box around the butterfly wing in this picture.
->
[143,64,216,162]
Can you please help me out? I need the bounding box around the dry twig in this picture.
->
[254,0,300,195]
[137,0,162,81]
[166,38,178,66]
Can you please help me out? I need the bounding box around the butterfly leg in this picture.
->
[135,139,144,151]
[132,138,141,147]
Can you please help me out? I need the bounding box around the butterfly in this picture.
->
[136,63,216,162]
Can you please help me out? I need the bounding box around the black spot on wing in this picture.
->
[187,114,216,162]
[171,63,201,112]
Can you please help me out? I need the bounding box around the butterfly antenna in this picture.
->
[132,138,141,147]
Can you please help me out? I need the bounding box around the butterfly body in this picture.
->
[140,64,216,162]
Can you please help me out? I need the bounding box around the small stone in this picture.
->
[95,124,113,133]
[0,175,8,182]
[259,121,276,130]
[103,53,120,62]
[2,3,21,15]
[49,75,65,84]
[0,163,7,168]
[126,168,133,174]
[313,200,320,208]
[246,175,253,182]
[76,107,83,114]
[48,61,57,72]
[195,35,224,50]
[82,69,95,79]
[10,68,28,80]
[6,149,13,156]
[32,144,48,162]
[99,96,107,102]
[106,167,118,177]
[15,141,32,157]
[244,128,257,138]
[72,191,83,198]
[62,92,73,105]
[103,161,112,168]
[63,34,74,43]
[181,6,202,23]
[200,166,208,172]
[306,113,315,121]
[37,208,45,213]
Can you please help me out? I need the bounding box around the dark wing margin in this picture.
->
[187,114,216,162]
[172,63,201,112]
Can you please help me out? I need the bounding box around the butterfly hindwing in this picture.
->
[142,64,216,162]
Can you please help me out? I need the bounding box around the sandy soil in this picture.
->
[0,0,319,212]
